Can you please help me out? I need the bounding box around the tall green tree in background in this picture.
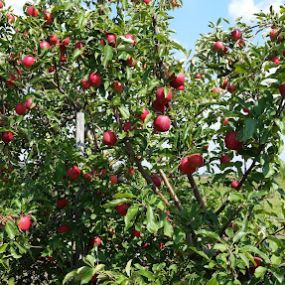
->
[0,0,284,284]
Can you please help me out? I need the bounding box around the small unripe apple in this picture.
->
[231,180,240,189]
[103,130,117,146]
[153,115,171,132]
[231,29,242,41]
[106,33,117,46]
[115,203,129,216]
[81,79,90,90]
[2,131,14,143]
[18,215,31,231]
[44,11,53,25]
[110,175,118,185]
[213,41,225,53]
[225,131,242,151]
[139,108,150,122]
[156,87,172,105]
[131,228,141,237]
[40,40,51,49]
[220,154,231,164]
[66,165,81,181]
[151,174,162,188]
[56,198,68,209]
[113,81,124,93]
[57,224,70,234]
[279,83,285,96]
[89,72,102,88]
[22,55,36,68]
[15,103,27,115]
[26,6,39,17]
[170,73,185,89]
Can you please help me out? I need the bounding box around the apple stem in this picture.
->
[159,169,182,209]
[187,174,205,209]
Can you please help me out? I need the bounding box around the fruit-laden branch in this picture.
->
[124,141,170,207]
[159,169,182,210]
[187,174,205,209]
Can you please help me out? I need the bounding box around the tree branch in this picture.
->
[159,169,182,210]
[187,174,205,209]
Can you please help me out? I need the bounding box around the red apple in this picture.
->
[66,165,81,181]
[188,154,204,168]
[227,83,236,93]
[153,115,171,132]
[152,99,166,113]
[127,56,136,67]
[231,29,242,41]
[44,11,53,25]
[22,55,36,68]
[56,198,68,209]
[57,224,70,234]
[151,174,162,188]
[170,73,185,89]
[179,154,204,175]
[61,37,70,46]
[7,14,15,24]
[253,257,262,268]
[89,72,102,88]
[144,0,151,4]
[128,167,135,176]
[271,56,280,65]
[225,131,242,151]
[220,154,231,164]
[60,54,67,63]
[40,40,51,49]
[115,203,129,216]
[26,6,39,17]
[91,236,102,247]
[212,87,221,93]
[106,33,117,46]
[156,87,172,105]
[110,175,118,185]
[18,215,31,231]
[49,34,60,46]
[231,180,240,189]
[113,81,124,93]
[83,173,92,182]
[139,108,150,122]
[75,41,84,49]
[279,83,285,96]
[24,97,33,109]
[270,28,278,41]
[131,228,141,237]
[15,103,26,115]
[103,130,117,146]
[223,117,229,126]
[123,121,132,132]
[125,33,136,46]
[0,1,4,9]
[2,131,14,143]
[195,73,203,80]
[81,79,90,90]
[213,41,225,53]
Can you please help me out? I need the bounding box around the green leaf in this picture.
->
[242,118,257,141]
[118,106,130,120]
[239,253,250,268]
[206,277,218,285]
[63,271,77,284]
[125,259,132,277]
[241,245,270,263]
[254,266,267,278]
[146,205,159,234]
[102,198,130,209]
[103,45,113,67]
[0,243,8,253]
[5,221,19,240]
[163,219,174,238]
[124,204,139,231]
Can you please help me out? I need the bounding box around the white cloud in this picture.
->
[5,0,26,15]
[228,0,283,22]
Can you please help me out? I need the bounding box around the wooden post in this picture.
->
[76,112,85,154]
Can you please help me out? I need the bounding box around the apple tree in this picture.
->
[0,0,284,284]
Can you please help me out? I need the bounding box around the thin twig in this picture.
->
[187,174,205,209]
